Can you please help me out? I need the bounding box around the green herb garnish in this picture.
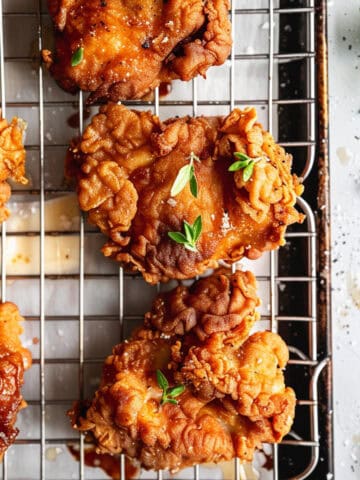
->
[170,151,200,198]
[228,152,262,182]
[71,47,84,67]
[156,369,185,405]
[168,215,202,252]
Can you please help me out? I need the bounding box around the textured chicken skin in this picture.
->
[0,302,32,459]
[44,0,232,102]
[0,116,27,223]
[69,270,296,472]
[69,104,304,284]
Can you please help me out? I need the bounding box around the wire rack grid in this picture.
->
[0,1,330,479]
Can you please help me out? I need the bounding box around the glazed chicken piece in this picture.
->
[69,103,304,284]
[69,270,295,472]
[44,0,232,102]
[0,116,27,223]
[0,302,32,459]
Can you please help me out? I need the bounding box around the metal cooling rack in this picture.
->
[0,0,332,479]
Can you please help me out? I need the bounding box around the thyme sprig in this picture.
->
[228,152,262,182]
[156,370,185,405]
[168,215,202,252]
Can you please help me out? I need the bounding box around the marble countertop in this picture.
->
[328,1,360,478]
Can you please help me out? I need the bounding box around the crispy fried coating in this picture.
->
[69,271,295,471]
[0,116,27,223]
[0,302,32,460]
[70,103,304,284]
[44,0,232,102]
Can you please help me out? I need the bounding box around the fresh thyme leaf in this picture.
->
[167,232,188,244]
[228,159,251,172]
[168,385,186,397]
[192,215,202,242]
[189,167,198,198]
[71,47,84,67]
[228,151,261,181]
[156,369,169,391]
[233,152,252,162]
[170,164,192,197]
[183,220,193,243]
[156,370,185,406]
[243,162,255,182]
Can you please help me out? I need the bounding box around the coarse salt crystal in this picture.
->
[221,211,232,234]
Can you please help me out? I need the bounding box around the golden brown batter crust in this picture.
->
[44,0,232,102]
[69,104,304,284]
[69,270,295,471]
[0,302,32,460]
[0,116,27,223]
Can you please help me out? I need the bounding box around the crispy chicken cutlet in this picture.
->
[0,302,32,460]
[0,116,27,223]
[69,270,296,472]
[69,104,304,284]
[43,0,232,102]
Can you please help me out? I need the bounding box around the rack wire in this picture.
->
[0,0,331,479]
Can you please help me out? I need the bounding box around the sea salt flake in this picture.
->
[221,211,232,233]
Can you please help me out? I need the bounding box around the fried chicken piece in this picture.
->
[0,302,32,460]
[70,103,304,284]
[0,115,27,223]
[69,270,295,472]
[44,0,232,102]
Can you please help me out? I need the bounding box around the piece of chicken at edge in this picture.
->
[43,0,232,102]
[0,302,32,460]
[69,269,296,473]
[0,114,27,223]
[68,103,304,284]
